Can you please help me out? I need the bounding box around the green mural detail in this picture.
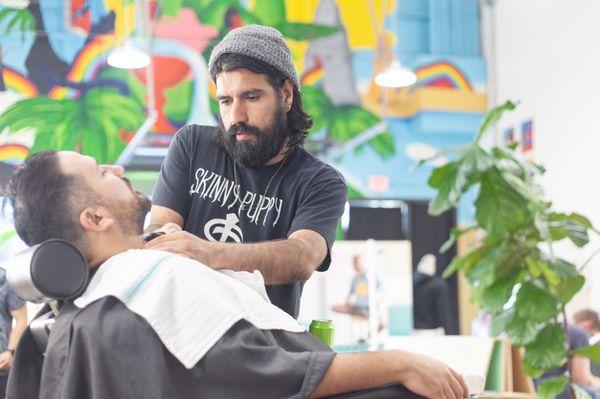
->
[0,7,35,41]
[302,86,395,159]
[0,89,144,164]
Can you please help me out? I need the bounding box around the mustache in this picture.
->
[228,123,262,137]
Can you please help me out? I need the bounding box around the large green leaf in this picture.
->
[428,161,467,216]
[503,309,542,346]
[475,167,528,236]
[523,324,567,375]
[554,275,585,304]
[536,375,568,399]
[515,282,559,322]
[252,0,286,26]
[439,226,478,254]
[276,22,340,41]
[475,100,517,142]
[571,343,600,363]
[442,244,490,278]
[475,268,522,313]
[428,144,492,215]
[547,212,591,247]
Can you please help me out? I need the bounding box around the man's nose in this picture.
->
[102,164,125,178]
[230,100,248,126]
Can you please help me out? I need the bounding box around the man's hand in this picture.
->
[312,350,468,399]
[0,351,13,371]
[397,352,468,399]
[144,230,216,265]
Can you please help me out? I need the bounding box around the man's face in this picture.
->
[214,68,288,168]
[57,151,151,235]
[575,320,597,336]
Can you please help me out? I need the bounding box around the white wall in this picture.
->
[489,0,600,312]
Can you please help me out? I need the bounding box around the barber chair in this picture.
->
[5,239,423,399]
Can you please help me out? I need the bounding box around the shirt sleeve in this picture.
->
[6,286,25,311]
[288,168,347,272]
[196,319,336,399]
[151,126,194,220]
[568,325,590,351]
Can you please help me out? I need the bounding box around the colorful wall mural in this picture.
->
[0,0,486,224]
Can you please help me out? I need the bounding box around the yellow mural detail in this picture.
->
[104,0,135,38]
[285,0,395,50]
[362,87,488,119]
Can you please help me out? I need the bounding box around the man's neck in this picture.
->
[264,142,291,166]
[88,235,144,268]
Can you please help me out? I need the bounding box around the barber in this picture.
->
[146,25,347,318]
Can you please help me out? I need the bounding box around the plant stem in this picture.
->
[578,246,600,273]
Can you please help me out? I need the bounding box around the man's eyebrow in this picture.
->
[216,88,265,101]
[242,88,265,96]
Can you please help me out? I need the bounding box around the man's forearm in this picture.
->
[312,349,468,399]
[7,320,27,350]
[311,351,403,398]
[208,238,314,284]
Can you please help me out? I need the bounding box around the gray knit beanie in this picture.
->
[208,24,299,88]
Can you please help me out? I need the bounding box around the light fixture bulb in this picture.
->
[374,60,417,88]
[107,42,150,69]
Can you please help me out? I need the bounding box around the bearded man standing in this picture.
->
[147,25,348,318]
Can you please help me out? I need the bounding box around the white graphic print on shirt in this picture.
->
[189,167,283,228]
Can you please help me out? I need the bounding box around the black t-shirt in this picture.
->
[152,125,347,317]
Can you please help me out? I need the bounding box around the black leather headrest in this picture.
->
[6,239,89,303]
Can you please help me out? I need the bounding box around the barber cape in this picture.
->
[73,249,305,369]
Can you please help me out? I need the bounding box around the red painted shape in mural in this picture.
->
[425,77,456,89]
[70,0,91,34]
[134,57,190,134]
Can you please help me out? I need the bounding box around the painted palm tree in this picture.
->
[0,88,144,164]
[0,4,35,41]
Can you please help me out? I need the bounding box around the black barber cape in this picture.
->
[7,297,334,399]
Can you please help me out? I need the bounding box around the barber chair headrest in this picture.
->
[5,239,89,303]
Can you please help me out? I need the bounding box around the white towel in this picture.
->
[74,249,305,369]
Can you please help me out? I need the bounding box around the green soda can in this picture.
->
[309,319,334,348]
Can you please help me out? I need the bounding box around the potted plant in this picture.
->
[425,101,600,399]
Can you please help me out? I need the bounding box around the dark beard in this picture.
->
[213,106,289,168]
[106,178,152,236]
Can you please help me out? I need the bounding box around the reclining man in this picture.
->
[5,150,469,399]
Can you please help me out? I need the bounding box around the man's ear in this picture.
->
[282,80,293,112]
[79,206,114,233]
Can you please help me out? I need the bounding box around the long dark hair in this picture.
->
[211,53,312,148]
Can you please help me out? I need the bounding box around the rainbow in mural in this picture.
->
[0,144,29,165]
[300,58,325,86]
[2,67,38,98]
[411,61,472,92]
[48,35,117,99]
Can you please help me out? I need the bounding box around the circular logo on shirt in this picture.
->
[204,213,244,243]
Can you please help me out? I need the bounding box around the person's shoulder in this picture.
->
[71,297,146,335]
[176,124,218,144]
[294,147,346,185]
[567,324,590,348]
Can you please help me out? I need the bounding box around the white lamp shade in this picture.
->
[107,42,150,69]
[374,60,417,88]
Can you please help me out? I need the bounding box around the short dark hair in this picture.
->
[573,309,600,329]
[5,151,95,247]
[211,53,313,148]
